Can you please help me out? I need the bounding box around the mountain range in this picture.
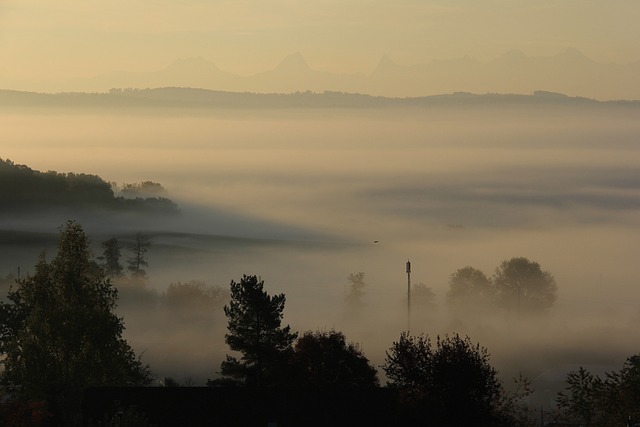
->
[52,49,640,101]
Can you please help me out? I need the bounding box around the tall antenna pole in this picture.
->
[406,260,411,332]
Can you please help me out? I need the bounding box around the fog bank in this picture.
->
[2,105,639,392]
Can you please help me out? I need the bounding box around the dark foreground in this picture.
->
[84,387,400,427]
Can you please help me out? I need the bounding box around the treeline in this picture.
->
[3,87,638,111]
[210,274,531,426]
[93,232,229,316]
[445,260,557,315]
[0,221,638,426]
[341,258,557,324]
[0,158,178,214]
[555,363,640,427]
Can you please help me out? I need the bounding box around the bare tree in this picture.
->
[127,232,151,279]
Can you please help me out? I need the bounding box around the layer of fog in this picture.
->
[2,106,639,399]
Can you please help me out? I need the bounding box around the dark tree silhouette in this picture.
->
[493,257,557,313]
[120,181,168,198]
[0,158,178,215]
[557,355,640,427]
[556,367,599,426]
[384,333,513,426]
[290,330,378,388]
[100,237,123,278]
[126,232,151,279]
[383,333,432,403]
[429,335,502,425]
[0,221,151,424]
[614,355,640,424]
[218,275,297,386]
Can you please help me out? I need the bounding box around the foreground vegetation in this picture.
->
[0,221,638,426]
[0,222,151,425]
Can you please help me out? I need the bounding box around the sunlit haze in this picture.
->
[2,1,640,98]
[1,0,639,416]
[2,106,640,386]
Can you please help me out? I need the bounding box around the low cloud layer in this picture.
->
[2,105,639,392]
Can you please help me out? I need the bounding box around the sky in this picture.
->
[1,0,640,89]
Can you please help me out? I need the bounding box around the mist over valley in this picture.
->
[1,97,639,421]
[4,1,640,422]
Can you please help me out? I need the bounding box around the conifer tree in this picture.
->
[219,275,297,386]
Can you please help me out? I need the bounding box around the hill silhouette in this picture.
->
[18,49,640,100]
[2,87,638,111]
[0,158,178,215]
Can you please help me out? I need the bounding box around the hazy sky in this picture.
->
[1,0,639,87]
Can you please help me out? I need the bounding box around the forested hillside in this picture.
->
[0,158,178,214]
[4,88,637,111]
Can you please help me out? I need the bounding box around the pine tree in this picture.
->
[219,275,297,386]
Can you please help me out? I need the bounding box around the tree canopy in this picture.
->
[383,332,515,426]
[556,367,599,426]
[0,158,178,215]
[493,257,557,313]
[289,330,378,388]
[446,266,494,314]
[0,221,151,423]
[219,275,297,386]
[383,333,433,402]
[445,258,558,317]
[556,355,640,427]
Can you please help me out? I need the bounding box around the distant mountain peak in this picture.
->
[276,52,310,71]
[489,49,529,69]
[560,47,583,56]
[372,54,401,74]
[379,54,396,65]
[556,47,593,63]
